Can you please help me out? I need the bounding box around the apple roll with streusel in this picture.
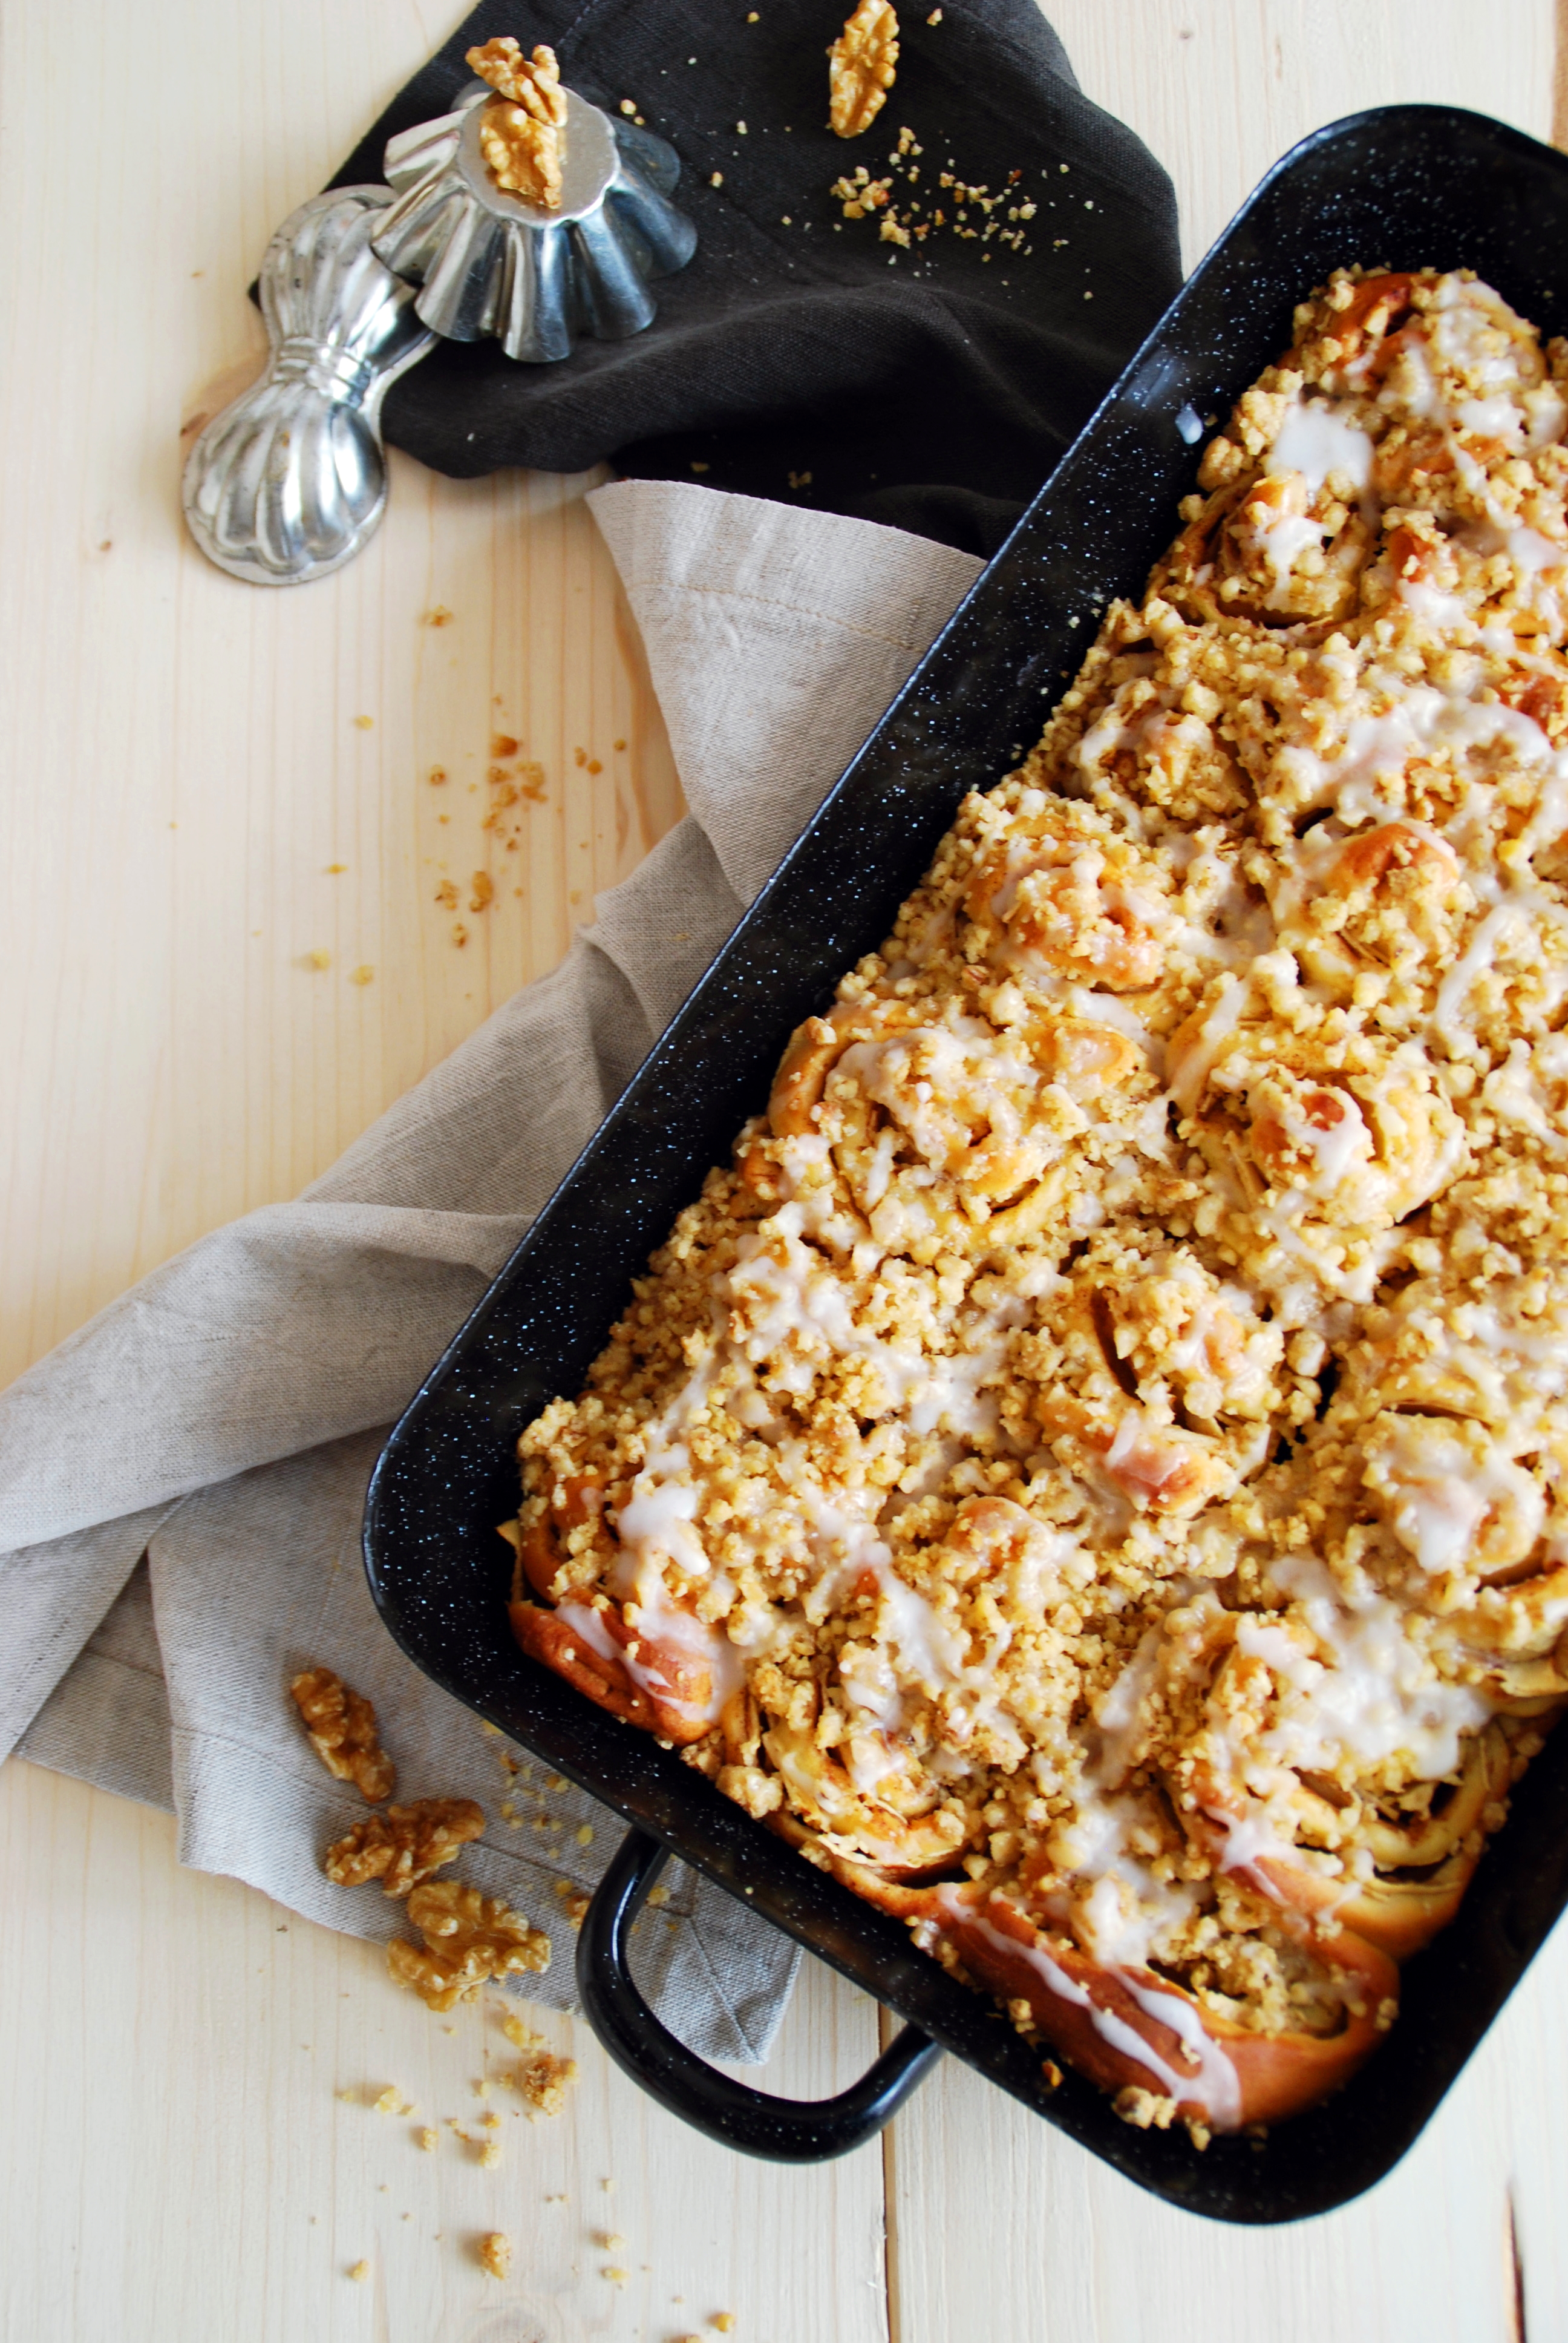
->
[505,267,1568,2141]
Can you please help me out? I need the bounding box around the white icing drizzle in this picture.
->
[940,1895,1241,2126]
[554,1596,743,1728]
[1250,1555,1492,1779]
[1266,400,1376,495]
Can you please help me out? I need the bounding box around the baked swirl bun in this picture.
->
[507,269,1568,2140]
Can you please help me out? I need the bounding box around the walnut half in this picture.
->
[467,38,567,209]
[324,1797,485,1896]
[387,1880,552,2011]
[829,0,899,139]
[290,1667,395,1803]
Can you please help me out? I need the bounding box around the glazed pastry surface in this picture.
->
[509,270,1568,2140]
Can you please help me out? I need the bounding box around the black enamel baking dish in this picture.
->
[365,105,1568,2220]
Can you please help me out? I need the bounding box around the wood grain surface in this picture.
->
[1,5,1563,2339]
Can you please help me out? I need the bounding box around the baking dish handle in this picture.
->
[577,1826,943,2160]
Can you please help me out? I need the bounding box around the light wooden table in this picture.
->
[3,5,1566,2338]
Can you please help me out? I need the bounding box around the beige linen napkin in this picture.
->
[0,482,982,2060]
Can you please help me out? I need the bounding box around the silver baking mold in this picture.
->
[182,85,696,585]
[373,84,697,362]
[181,186,434,586]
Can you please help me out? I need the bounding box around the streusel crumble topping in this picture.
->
[509,269,1568,2134]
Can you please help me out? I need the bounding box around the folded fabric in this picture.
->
[327,0,1181,553]
[2,482,982,2060]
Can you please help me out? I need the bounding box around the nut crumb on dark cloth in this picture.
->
[326,1,1180,555]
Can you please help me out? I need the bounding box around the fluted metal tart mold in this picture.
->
[181,187,434,586]
[375,83,696,362]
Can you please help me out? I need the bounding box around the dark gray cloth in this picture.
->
[328,0,1181,555]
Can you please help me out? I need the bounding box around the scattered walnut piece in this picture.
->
[325,1797,485,1896]
[554,1879,591,1927]
[468,38,568,208]
[417,2125,440,2152]
[290,1668,395,1801]
[500,2013,580,2116]
[387,1881,551,2011]
[829,168,892,220]
[714,2318,737,2335]
[1113,2084,1177,2131]
[478,2232,512,2280]
[347,2260,370,2282]
[828,0,898,137]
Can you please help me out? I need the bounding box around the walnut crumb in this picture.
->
[290,1668,394,1801]
[504,2025,580,2117]
[387,1881,551,2011]
[829,0,898,137]
[347,2260,370,2282]
[714,2319,737,2335]
[554,1880,592,1925]
[1114,2085,1178,2132]
[417,2126,439,2152]
[478,2232,512,2280]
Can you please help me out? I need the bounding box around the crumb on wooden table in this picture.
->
[503,2020,580,2118]
[478,2232,512,2280]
